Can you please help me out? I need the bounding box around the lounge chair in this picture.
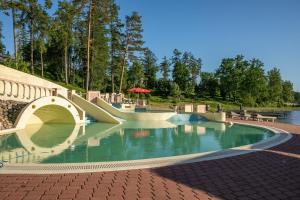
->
[240,110,251,120]
[254,114,277,122]
[229,111,241,119]
[242,113,251,120]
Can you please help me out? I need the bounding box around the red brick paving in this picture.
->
[0,120,300,200]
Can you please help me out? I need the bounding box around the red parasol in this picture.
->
[127,88,152,93]
[134,130,150,138]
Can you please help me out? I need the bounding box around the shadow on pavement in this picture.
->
[150,133,300,200]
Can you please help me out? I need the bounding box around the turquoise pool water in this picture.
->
[0,119,274,164]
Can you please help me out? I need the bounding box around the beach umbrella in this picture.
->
[127,88,152,93]
[127,88,152,104]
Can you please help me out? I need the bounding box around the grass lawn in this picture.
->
[148,96,300,113]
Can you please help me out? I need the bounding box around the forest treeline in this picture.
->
[0,0,299,106]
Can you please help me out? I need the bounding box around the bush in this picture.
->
[4,57,30,73]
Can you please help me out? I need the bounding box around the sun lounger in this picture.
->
[229,111,241,119]
[238,110,251,120]
[241,113,251,120]
[0,160,5,168]
[255,114,277,122]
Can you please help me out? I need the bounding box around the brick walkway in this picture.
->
[0,120,299,200]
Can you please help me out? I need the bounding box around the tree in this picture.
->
[85,0,93,90]
[294,92,300,103]
[127,61,144,88]
[0,0,23,60]
[268,67,282,103]
[182,52,201,87]
[89,0,110,91]
[54,1,76,83]
[282,81,294,103]
[216,58,234,100]
[216,55,247,101]
[14,17,27,62]
[155,79,171,97]
[160,56,170,81]
[240,59,268,106]
[19,0,52,74]
[36,4,51,77]
[119,11,144,93]
[142,48,158,89]
[109,1,123,93]
[231,55,247,101]
[190,57,201,88]
[199,72,219,98]
[172,49,189,94]
[170,82,181,99]
[0,21,5,55]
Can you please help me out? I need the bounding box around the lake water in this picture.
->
[278,111,300,125]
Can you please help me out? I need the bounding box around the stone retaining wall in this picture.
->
[0,100,28,130]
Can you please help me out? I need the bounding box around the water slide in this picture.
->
[71,94,121,124]
[95,97,176,121]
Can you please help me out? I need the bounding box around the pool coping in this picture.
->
[0,122,292,174]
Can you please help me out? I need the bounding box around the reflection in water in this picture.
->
[26,124,75,148]
[196,126,206,135]
[0,124,83,164]
[0,121,274,164]
[134,130,150,138]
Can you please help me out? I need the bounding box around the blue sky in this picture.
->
[1,0,300,91]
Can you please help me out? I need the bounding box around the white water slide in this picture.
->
[95,97,176,121]
[71,94,121,124]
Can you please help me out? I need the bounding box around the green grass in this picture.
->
[33,72,86,93]
[54,82,86,93]
[148,96,300,112]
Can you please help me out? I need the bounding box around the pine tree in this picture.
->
[36,4,51,77]
[19,0,52,74]
[172,49,189,94]
[119,11,144,93]
[17,23,28,61]
[142,48,158,89]
[160,56,170,81]
[55,0,76,83]
[181,51,201,95]
[85,0,93,90]
[109,1,123,93]
[127,61,144,88]
[0,0,23,60]
[0,21,6,55]
[89,0,110,91]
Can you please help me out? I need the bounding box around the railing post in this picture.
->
[52,88,58,96]
[68,90,76,100]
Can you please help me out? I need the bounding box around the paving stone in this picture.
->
[41,194,59,200]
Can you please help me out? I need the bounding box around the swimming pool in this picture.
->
[0,118,274,164]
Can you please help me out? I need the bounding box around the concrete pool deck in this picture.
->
[0,120,299,200]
